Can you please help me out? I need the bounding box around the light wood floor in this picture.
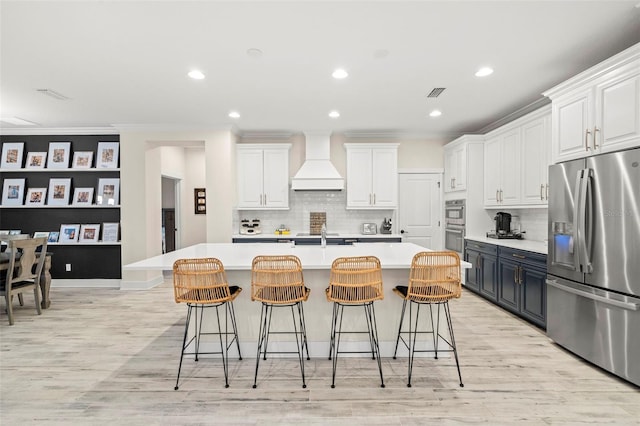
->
[1,281,639,425]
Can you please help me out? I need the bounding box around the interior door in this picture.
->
[398,172,442,249]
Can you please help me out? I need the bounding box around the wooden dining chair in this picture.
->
[392,251,464,387]
[172,258,242,389]
[1,237,48,325]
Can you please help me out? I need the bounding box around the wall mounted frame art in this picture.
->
[2,178,25,206]
[96,142,119,169]
[72,151,93,169]
[47,142,71,169]
[25,151,47,169]
[1,142,24,169]
[25,187,47,206]
[97,178,119,205]
[47,178,72,206]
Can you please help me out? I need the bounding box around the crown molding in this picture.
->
[0,127,117,136]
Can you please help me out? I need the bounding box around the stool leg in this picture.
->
[366,302,385,388]
[291,303,307,389]
[444,301,464,387]
[407,301,421,388]
[298,302,311,361]
[253,303,270,388]
[429,303,438,359]
[174,305,193,390]
[263,304,275,360]
[214,304,230,388]
[364,304,376,360]
[328,302,339,360]
[393,299,408,359]
[330,303,345,388]
[228,301,242,360]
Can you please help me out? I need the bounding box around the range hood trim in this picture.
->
[291,132,344,191]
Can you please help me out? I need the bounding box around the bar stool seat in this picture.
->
[251,255,310,389]
[172,257,242,390]
[326,255,385,388]
[392,251,463,387]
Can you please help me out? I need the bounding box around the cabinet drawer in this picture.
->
[465,240,498,256]
[499,247,546,269]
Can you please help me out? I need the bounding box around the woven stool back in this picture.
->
[407,251,461,302]
[327,256,383,303]
[173,258,234,304]
[251,255,307,304]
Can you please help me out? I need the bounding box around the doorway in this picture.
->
[161,176,181,253]
[397,172,443,249]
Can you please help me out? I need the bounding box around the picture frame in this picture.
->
[72,187,94,206]
[47,232,60,243]
[79,224,100,243]
[1,142,24,169]
[47,178,72,206]
[2,178,26,206]
[102,222,120,242]
[46,142,71,169]
[25,151,47,169]
[194,188,206,214]
[72,151,93,169]
[58,224,80,243]
[96,142,119,169]
[96,178,119,205]
[25,187,47,206]
[33,231,50,239]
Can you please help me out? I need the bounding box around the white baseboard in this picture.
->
[119,276,164,290]
[51,279,121,288]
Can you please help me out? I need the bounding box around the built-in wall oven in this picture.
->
[444,199,465,255]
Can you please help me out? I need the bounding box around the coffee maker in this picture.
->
[494,212,511,235]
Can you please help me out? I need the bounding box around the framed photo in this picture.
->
[33,231,50,239]
[47,142,71,169]
[79,224,100,243]
[47,232,60,243]
[96,142,119,169]
[194,188,206,214]
[47,178,72,206]
[96,178,119,205]
[25,187,47,206]
[2,178,25,206]
[26,151,47,169]
[72,151,93,169]
[1,142,24,169]
[102,222,120,242]
[72,187,94,206]
[59,224,80,243]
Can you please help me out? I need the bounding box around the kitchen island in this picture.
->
[126,242,471,357]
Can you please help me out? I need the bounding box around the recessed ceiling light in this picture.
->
[332,69,348,79]
[228,111,240,119]
[475,67,494,77]
[188,70,205,80]
[329,110,340,118]
[247,48,263,58]
[429,110,442,117]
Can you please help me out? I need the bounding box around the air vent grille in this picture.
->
[36,89,70,100]
[427,87,446,98]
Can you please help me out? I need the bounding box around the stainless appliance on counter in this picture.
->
[444,199,465,255]
[486,211,524,239]
[380,218,392,234]
[547,147,640,386]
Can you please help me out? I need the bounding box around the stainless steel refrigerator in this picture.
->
[547,147,640,386]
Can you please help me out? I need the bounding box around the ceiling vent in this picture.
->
[36,89,70,100]
[427,87,446,98]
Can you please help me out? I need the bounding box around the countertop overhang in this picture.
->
[125,242,472,271]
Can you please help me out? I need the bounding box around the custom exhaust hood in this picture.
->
[291,131,344,191]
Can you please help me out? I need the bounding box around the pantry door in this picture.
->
[398,172,442,249]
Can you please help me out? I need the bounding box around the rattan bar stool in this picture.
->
[392,251,463,387]
[326,255,385,388]
[172,258,242,390]
[251,255,310,389]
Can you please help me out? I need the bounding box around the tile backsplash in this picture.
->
[233,190,394,235]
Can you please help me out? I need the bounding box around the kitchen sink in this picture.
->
[296,232,340,237]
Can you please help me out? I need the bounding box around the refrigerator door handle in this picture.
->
[572,171,583,268]
[583,169,594,274]
[546,279,640,311]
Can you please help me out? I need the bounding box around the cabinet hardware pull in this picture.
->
[369,194,372,205]
[496,190,499,202]
[452,177,456,188]
[260,194,263,205]
[264,194,267,205]
[585,129,591,151]
[512,253,526,259]
[593,127,600,150]
[540,184,544,200]
[545,184,549,200]
[500,189,503,202]
[518,266,523,284]
[514,267,518,284]
[373,194,376,205]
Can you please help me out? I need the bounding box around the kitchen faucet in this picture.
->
[321,223,327,248]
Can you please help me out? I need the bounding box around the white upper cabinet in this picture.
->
[544,43,640,163]
[237,144,290,210]
[344,143,398,209]
[444,135,484,193]
[483,106,551,208]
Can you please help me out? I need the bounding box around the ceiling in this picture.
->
[1,1,639,141]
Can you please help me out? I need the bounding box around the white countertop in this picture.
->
[125,242,472,271]
[232,233,402,240]
[465,235,548,255]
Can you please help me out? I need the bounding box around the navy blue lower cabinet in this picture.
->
[497,259,520,314]
[464,240,497,301]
